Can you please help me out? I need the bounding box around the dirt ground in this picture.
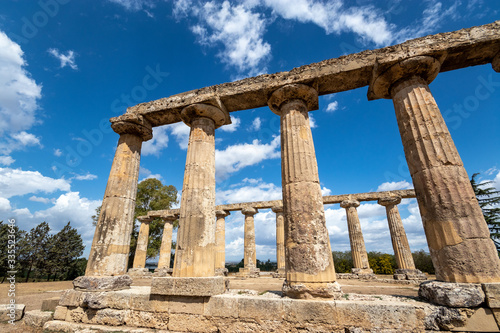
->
[0,275,430,332]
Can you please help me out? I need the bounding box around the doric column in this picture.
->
[84,115,152,289]
[152,103,229,297]
[132,217,151,269]
[340,200,372,275]
[492,52,500,72]
[154,213,177,276]
[378,197,426,280]
[215,210,230,276]
[272,206,285,277]
[239,207,260,277]
[268,84,340,299]
[370,56,500,283]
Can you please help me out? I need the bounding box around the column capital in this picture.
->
[110,114,153,141]
[160,213,178,222]
[340,200,360,209]
[271,206,283,213]
[215,210,230,218]
[369,56,441,100]
[241,207,258,216]
[137,216,153,224]
[268,84,318,116]
[181,103,230,129]
[493,52,500,73]
[378,196,402,206]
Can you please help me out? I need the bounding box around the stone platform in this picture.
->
[43,286,500,332]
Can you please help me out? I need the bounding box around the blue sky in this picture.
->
[0,0,499,263]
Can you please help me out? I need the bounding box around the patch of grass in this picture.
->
[237,291,244,295]
[374,296,382,300]
[342,293,349,300]
[258,290,268,296]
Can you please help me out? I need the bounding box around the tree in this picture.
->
[412,250,435,274]
[471,173,500,253]
[0,221,24,282]
[18,222,51,282]
[332,251,353,273]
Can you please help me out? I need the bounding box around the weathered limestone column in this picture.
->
[239,207,260,277]
[268,84,340,299]
[215,210,230,276]
[370,56,500,284]
[272,206,286,278]
[378,197,426,280]
[128,216,153,278]
[340,200,373,276]
[79,115,152,291]
[154,213,177,276]
[151,103,230,296]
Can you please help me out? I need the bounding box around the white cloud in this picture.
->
[0,131,42,155]
[11,131,41,147]
[321,186,332,196]
[326,101,338,113]
[376,180,413,192]
[138,166,163,182]
[142,126,169,156]
[219,116,241,132]
[48,48,78,70]
[53,148,63,157]
[108,0,156,11]
[0,156,15,166]
[0,31,42,137]
[168,122,190,150]
[215,135,280,180]
[29,195,52,204]
[250,117,261,131]
[216,178,281,204]
[309,113,317,128]
[0,197,12,211]
[0,168,70,199]
[72,173,98,181]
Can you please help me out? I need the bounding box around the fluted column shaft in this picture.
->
[132,220,150,269]
[372,56,500,283]
[340,200,371,273]
[268,84,339,299]
[272,206,285,273]
[157,216,176,269]
[242,208,258,270]
[86,117,152,277]
[215,210,230,271]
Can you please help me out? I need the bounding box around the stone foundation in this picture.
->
[150,276,226,296]
[128,268,153,279]
[153,267,173,277]
[238,267,260,278]
[73,275,132,291]
[394,268,427,281]
[44,286,500,332]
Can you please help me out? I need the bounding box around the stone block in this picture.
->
[43,320,159,332]
[154,267,173,277]
[0,303,25,322]
[23,310,53,327]
[419,281,485,307]
[73,275,132,291]
[482,283,500,308]
[205,295,238,318]
[83,308,128,326]
[283,298,337,324]
[168,296,206,315]
[149,294,170,313]
[125,310,168,329]
[238,296,284,320]
[151,276,225,296]
[449,307,499,332]
[41,297,61,311]
[53,306,68,320]
[65,306,85,323]
[59,289,83,307]
[168,314,218,332]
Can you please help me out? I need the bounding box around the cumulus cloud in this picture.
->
[216,178,281,204]
[142,126,169,156]
[0,156,15,166]
[29,196,52,204]
[48,48,78,70]
[376,180,413,192]
[168,122,190,150]
[250,117,261,131]
[0,168,70,199]
[326,101,338,113]
[72,173,98,181]
[108,0,156,11]
[219,116,241,133]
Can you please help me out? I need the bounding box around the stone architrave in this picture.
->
[239,207,260,277]
[272,206,285,277]
[370,55,500,283]
[152,103,230,296]
[340,200,373,275]
[154,214,177,276]
[378,197,426,280]
[215,210,230,276]
[85,115,152,289]
[268,84,341,299]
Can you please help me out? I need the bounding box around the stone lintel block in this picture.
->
[205,295,239,318]
[419,280,485,307]
[482,283,500,308]
[53,306,68,320]
[0,303,25,322]
[151,276,225,296]
[73,275,132,291]
[41,297,61,311]
[238,296,284,320]
[23,310,53,327]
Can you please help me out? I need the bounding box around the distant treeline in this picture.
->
[0,221,86,283]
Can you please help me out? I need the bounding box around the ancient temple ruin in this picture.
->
[44,21,500,332]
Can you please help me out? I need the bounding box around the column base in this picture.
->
[215,268,228,276]
[153,267,173,277]
[351,268,376,279]
[394,269,427,281]
[272,268,286,278]
[127,268,153,279]
[73,275,132,292]
[419,280,485,307]
[282,280,343,299]
[238,267,260,278]
[150,276,226,296]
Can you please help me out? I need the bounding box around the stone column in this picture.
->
[268,84,340,299]
[128,217,153,277]
[79,115,152,291]
[154,214,177,276]
[151,103,230,297]
[369,55,500,284]
[340,200,373,276]
[378,197,426,280]
[239,207,260,278]
[215,210,230,276]
[272,206,286,278]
